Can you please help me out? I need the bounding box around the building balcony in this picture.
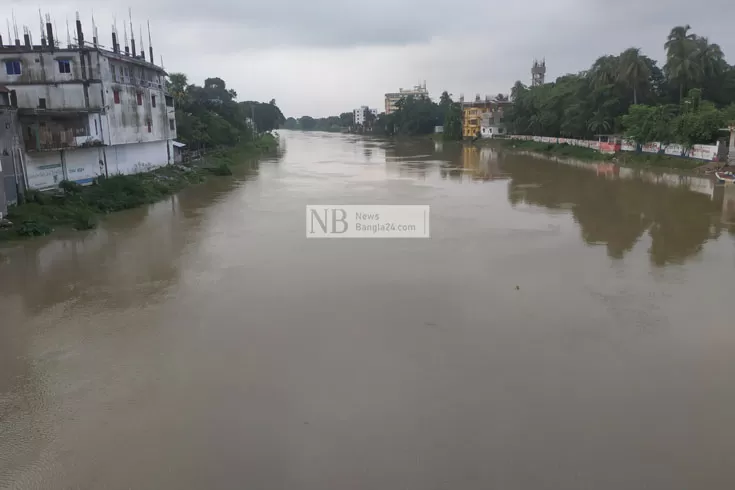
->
[21,113,103,152]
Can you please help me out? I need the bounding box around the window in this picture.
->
[113,90,120,104]
[58,60,71,74]
[38,98,47,109]
[169,119,175,131]
[94,119,98,135]
[136,93,142,105]
[147,120,152,133]
[5,60,21,75]
[165,95,173,107]
[151,95,156,108]
[118,66,124,80]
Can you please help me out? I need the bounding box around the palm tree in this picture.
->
[587,110,612,134]
[511,81,526,101]
[664,25,699,101]
[696,37,725,79]
[618,48,651,105]
[589,56,620,89]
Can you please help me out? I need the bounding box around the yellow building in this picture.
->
[462,100,495,138]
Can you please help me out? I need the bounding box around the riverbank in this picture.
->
[484,139,722,172]
[0,134,277,242]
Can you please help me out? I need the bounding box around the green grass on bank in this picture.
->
[0,135,278,242]
[489,139,706,170]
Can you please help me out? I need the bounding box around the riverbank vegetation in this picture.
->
[167,74,285,149]
[0,72,282,243]
[0,135,278,242]
[283,91,464,141]
[506,25,735,146]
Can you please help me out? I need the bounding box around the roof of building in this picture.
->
[98,48,168,75]
[172,141,186,148]
[0,85,10,93]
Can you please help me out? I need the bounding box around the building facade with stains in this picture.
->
[0,18,175,191]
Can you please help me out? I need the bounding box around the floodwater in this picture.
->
[1,131,735,489]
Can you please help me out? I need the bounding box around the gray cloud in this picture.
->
[6,0,735,117]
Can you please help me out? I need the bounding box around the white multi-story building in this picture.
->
[0,18,176,190]
[353,106,378,126]
[384,82,429,114]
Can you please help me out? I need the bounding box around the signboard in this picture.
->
[664,144,684,157]
[688,144,718,161]
[642,142,661,154]
[26,154,64,190]
[621,139,637,152]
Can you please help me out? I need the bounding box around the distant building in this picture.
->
[353,106,378,126]
[532,59,546,87]
[462,95,511,139]
[0,16,176,191]
[384,82,429,114]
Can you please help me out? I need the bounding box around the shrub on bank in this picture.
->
[1,136,278,242]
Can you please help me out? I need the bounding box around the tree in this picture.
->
[164,73,281,149]
[619,48,651,104]
[443,102,462,141]
[664,25,700,101]
[622,104,676,143]
[298,116,316,130]
[589,55,620,89]
[511,81,527,102]
[672,89,725,147]
[587,109,612,134]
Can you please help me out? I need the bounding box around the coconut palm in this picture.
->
[618,48,651,105]
[589,56,620,89]
[664,25,700,101]
[511,81,526,102]
[587,110,612,134]
[696,37,725,79]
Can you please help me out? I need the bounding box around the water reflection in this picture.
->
[503,154,725,266]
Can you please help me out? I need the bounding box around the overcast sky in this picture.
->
[7,0,735,118]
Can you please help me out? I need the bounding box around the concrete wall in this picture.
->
[25,151,64,190]
[0,108,22,207]
[0,49,104,110]
[106,140,170,176]
[64,147,105,184]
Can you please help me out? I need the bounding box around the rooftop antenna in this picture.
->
[54,19,59,47]
[66,18,71,48]
[129,8,136,57]
[39,9,46,46]
[147,20,153,65]
[139,24,145,59]
[45,13,55,49]
[91,11,98,46]
[123,21,129,55]
[12,10,20,45]
[6,19,11,48]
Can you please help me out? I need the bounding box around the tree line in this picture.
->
[506,25,735,146]
[167,74,285,149]
[282,91,464,141]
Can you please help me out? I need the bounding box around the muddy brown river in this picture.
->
[2,131,735,489]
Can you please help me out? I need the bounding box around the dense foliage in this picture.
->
[167,74,284,148]
[282,113,355,132]
[506,25,735,146]
[284,91,463,141]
